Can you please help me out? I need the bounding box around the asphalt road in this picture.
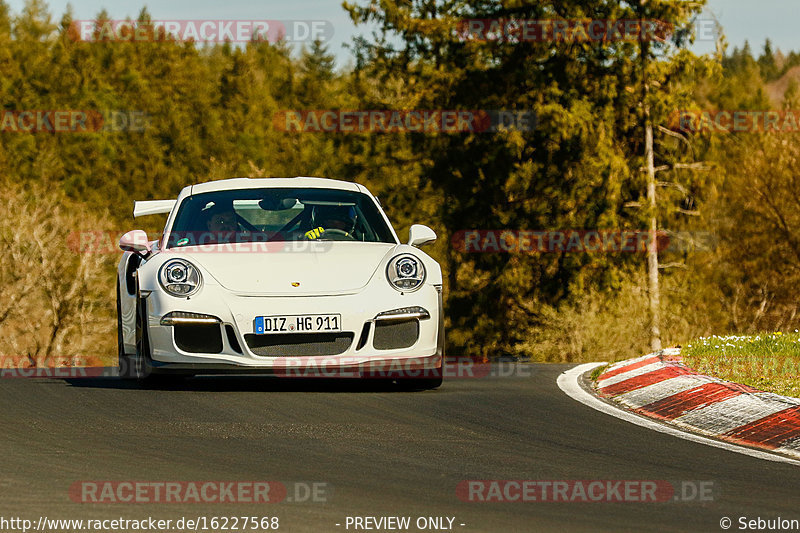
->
[1,364,799,533]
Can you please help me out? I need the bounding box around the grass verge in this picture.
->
[681,332,800,398]
[589,363,608,381]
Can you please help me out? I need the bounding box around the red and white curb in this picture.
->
[558,364,800,465]
[595,349,800,460]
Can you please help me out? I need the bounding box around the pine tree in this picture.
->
[758,39,779,81]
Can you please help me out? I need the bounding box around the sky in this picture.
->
[695,0,799,55]
[4,0,797,68]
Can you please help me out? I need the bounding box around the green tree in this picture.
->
[757,39,779,81]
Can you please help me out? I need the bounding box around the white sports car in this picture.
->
[116,177,444,389]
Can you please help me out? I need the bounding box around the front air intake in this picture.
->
[244,332,354,357]
[373,320,419,350]
[174,323,224,354]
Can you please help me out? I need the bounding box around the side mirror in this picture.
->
[408,224,437,247]
[119,230,151,255]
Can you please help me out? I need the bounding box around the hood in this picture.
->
[171,242,397,296]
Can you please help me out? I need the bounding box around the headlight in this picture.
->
[159,259,202,297]
[386,254,425,292]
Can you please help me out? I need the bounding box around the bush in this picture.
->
[0,182,115,366]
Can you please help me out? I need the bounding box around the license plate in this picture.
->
[254,314,342,334]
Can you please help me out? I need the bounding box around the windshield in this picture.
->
[166,187,396,248]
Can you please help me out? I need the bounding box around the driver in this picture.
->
[304,205,356,240]
[197,203,240,245]
[205,204,239,233]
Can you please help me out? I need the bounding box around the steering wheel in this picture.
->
[307,228,356,241]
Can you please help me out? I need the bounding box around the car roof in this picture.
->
[187,177,366,196]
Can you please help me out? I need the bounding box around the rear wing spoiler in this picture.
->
[133,199,176,218]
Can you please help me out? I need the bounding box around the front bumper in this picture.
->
[142,283,444,375]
